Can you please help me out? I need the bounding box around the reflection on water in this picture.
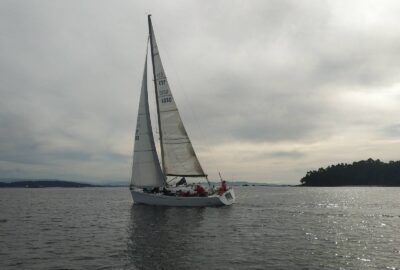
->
[126,205,206,270]
[1,187,400,269]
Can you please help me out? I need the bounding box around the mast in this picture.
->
[148,14,166,176]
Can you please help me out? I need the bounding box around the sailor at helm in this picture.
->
[176,177,187,187]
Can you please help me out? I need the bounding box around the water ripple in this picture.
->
[0,187,399,269]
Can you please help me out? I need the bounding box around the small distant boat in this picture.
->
[129,15,235,207]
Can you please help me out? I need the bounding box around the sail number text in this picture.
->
[161,97,172,103]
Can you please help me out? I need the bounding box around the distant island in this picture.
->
[0,180,99,188]
[300,158,400,186]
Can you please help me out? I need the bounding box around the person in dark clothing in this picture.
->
[176,177,187,187]
[162,187,173,196]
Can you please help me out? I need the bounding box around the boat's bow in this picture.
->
[218,189,236,205]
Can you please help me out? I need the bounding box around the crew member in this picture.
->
[218,180,228,195]
[195,185,207,197]
[176,177,187,187]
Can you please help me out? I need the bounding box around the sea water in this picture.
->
[0,187,399,269]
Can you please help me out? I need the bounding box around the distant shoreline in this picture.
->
[0,179,287,188]
[1,180,397,188]
[0,180,127,188]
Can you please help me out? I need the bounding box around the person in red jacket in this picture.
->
[218,180,228,195]
[194,185,207,197]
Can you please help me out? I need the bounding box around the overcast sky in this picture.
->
[1,0,400,184]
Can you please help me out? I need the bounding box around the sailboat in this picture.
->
[129,15,235,207]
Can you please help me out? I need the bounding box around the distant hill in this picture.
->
[300,158,400,186]
[0,180,99,188]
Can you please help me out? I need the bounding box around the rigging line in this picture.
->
[152,20,222,182]
[166,176,178,184]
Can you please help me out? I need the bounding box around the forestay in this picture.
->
[148,17,206,177]
[131,51,165,187]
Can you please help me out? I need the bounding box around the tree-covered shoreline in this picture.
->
[300,159,400,186]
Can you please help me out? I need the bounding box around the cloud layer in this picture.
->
[1,0,400,183]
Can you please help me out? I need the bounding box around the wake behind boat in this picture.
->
[129,15,235,207]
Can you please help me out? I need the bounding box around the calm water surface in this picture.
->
[0,187,399,269]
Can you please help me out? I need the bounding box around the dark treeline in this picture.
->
[300,158,400,186]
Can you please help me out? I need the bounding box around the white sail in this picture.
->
[148,17,206,177]
[130,50,165,187]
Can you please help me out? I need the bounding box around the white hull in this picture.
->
[130,188,235,207]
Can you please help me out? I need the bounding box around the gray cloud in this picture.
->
[381,124,400,138]
[1,0,400,183]
[252,150,306,160]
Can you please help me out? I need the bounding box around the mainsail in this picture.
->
[148,15,206,177]
[130,48,165,187]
